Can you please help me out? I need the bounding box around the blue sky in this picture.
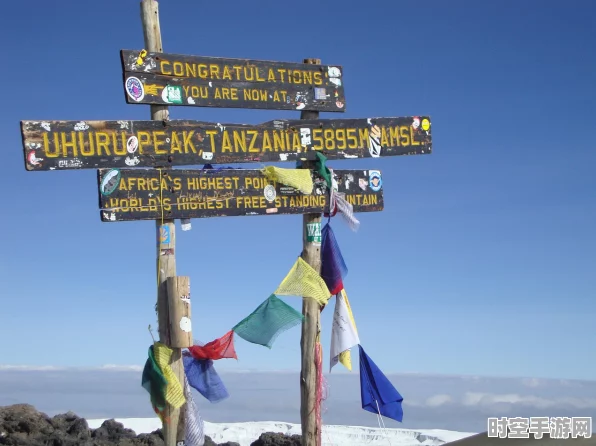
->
[0,0,594,381]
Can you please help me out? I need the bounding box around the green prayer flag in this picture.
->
[315,152,332,187]
[141,345,167,411]
[232,294,304,349]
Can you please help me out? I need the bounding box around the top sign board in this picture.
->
[121,49,346,112]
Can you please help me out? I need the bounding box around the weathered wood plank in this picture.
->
[21,117,431,171]
[97,168,384,222]
[120,49,346,112]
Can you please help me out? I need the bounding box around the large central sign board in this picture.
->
[97,168,384,222]
[21,117,431,171]
[121,50,346,112]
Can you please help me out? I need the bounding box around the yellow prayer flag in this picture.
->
[262,166,313,195]
[339,350,352,371]
[153,342,186,409]
[275,257,331,306]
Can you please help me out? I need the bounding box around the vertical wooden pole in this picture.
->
[140,1,185,445]
[299,58,323,446]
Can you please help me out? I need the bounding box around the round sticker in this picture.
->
[125,77,145,102]
[100,169,121,196]
[264,184,276,202]
[421,118,430,131]
[369,170,382,192]
[126,136,139,153]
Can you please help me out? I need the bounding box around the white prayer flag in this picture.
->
[330,292,361,372]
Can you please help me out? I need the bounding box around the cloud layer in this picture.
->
[0,368,594,433]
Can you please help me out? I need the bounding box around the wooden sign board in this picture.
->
[97,168,384,222]
[121,49,346,112]
[21,117,431,171]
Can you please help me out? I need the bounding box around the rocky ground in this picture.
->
[0,404,302,446]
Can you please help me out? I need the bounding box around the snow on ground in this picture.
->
[87,418,476,446]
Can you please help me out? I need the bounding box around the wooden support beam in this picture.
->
[299,58,323,446]
[167,276,193,349]
[140,1,185,445]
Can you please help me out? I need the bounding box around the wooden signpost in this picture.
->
[21,116,431,171]
[121,49,346,112]
[19,0,432,444]
[97,168,384,222]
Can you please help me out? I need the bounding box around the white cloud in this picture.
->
[521,377,543,387]
[98,365,143,372]
[0,365,66,371]
[426,394,453,407]
[461,392,596,409]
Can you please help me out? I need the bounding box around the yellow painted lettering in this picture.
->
[222,131,232,152]
[206,130,218,152]
[312,129,323,150]
[313,72,323,85]
[273,130,285,151]
[79,132,93,156]
[171,131,182,153]
[381,127,389,147]
[324,129,335,150]
[43,133,59,157]
[233,130,246,152]
[153,131,167,155]
[303,71,313,85]
[262,131,272,152]
[222,66,232,80]
[399,126,410,146]
[346,129,357,148]
[161,61,172,75]
[389,127,400,146]
[410,126,420,145]
[247,130,259,153]
[292,132,301,150]
[113,132,127,156]
[184,63,196,78]
[209,64,220,79]
[138,131,151,154]
[268,68,276,81]
[277,69,286,83]
[173,62,184,76]
[198,64,208,79]
[336,129,346,150]
[183,131,197,153]
[95,132,110,156]
[243,66,254,81]
[61,131,78,157]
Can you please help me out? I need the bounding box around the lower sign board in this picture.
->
[97,168,384,222]
[22,117,431,171]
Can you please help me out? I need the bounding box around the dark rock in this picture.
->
[250,432,302,446]
[92,419,137,441]
[0,404,305,446]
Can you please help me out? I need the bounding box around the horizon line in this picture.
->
[0,365,593,383]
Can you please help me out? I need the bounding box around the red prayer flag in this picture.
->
[188,330,237,360]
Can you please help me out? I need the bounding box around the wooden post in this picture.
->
[167,276,193,348]
[140,1,185,445]
[299,58,323,446]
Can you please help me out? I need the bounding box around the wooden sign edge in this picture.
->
[119,49,345,74]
